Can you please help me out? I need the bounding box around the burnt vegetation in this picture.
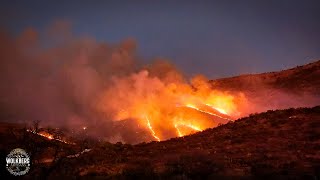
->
[1,61,320,179]
[1,106,320,179]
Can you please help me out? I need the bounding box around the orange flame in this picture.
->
[174,124,183,137]
[98,71,249,142]
[145,115,161,141]
[27,129,75,144]
[174,122,202,137]
[38,132,54,140]
[184,104,232,121]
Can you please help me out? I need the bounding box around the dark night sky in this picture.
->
[1,0,320,78]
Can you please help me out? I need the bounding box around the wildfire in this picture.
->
[178,123,202,131]
[37,131,54,140]
[185,104,232,121]
[205,104,227,115]
[27,129,75,144]
[99,70,248,142]
[174,122,202,137]
[174,124,183,137]
[145,115,161,141]
[27,129,54,140]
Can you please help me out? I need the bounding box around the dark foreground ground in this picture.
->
[1,106,320,179]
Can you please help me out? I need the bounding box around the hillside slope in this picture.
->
[208,60,320,115]
[41,106,320,179]
[1,60,320,179]
[210,60,320,95]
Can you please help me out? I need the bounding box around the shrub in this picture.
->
[121,159,156,178]
[164,151,224,179]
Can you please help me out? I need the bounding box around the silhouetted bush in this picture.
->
[164,151,224,179]
[121,159,157,179]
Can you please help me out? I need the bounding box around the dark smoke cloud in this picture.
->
[0,21,188,143]
[0,22,139,130]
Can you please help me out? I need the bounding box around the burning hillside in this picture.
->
[0,26,252,143]
[1,24,320,144]
[2,106,318,179]
[98,70,246,142]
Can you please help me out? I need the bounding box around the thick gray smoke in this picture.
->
[1,21,319,143]
[0,22,184,142]
[0,22,138,132]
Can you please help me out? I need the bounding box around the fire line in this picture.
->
[145,115,161,142]
[185,104,232,121]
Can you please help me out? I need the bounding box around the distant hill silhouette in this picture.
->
[210,60,320,95]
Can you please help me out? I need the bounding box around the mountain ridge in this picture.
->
[210,60,320,94]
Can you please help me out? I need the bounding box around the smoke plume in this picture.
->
[1,22,318,143]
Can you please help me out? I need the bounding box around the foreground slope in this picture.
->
[42,106,320,179]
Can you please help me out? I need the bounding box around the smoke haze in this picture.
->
[1,22,319,143]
